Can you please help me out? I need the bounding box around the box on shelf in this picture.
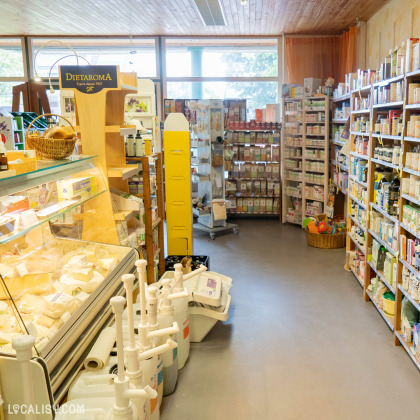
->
[304,78,321,96]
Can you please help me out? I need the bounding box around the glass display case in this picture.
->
[0,155,139,401]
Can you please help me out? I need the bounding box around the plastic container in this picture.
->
[383,292,396,317]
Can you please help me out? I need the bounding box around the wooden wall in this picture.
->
[367,0,420,69]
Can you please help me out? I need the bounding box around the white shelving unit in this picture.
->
[281,97,303,224]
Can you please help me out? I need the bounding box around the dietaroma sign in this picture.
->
[59,65,119,94]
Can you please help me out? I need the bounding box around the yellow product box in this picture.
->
[57,176,97,199]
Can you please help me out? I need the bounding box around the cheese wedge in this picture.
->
[0,273,51,299]
[72,268,93,282]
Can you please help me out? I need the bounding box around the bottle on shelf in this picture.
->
[126,134,135,157]
[136,130,144,157]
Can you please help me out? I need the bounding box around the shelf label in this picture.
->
[59,65,119,94]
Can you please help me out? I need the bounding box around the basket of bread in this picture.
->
[26,113,76,160]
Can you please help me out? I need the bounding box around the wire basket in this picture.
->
[26,113,76,160]
[305,231,345,249]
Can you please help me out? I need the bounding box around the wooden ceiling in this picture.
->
[0,0,390,36]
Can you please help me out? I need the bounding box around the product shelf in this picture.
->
[305,180,325,186]
[403,167,420,177]
[367,260,395,294]
[368,228,397,257]
[232,160,280,164]
[400,257,420,278]
[400,222,420,240]
[398,284,420,312]
[283,177,302,182]
[350,151,368,160]
[366,289,394,331]
[402,193,420,207]
[395,332,420,372]
[107,165,139,180]
[348,233,366,254]
[404,104,420,110]
[370,158,399,170]
[370,202,399,225]
[352,85,371,94]
[348,213,366,232]
[305,144,327,149]
[351,131,370,137]
[332,181,347,195]
[305,196,324,202]
[404,137,420,143]
[351,109,370,114]
[332,118,349,124]
[349,175,368,188]
[333,94,351,103]
[332,160,349,172]
[349,264,364,287]
[332,140,346,146]
[114,210,136,222]
[348,193,367,209]
[373,74,405,87]
[373,101,404,109]
[371,133,402,141]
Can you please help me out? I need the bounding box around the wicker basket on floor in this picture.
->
[26,113,76,160]
[305,231,345,249]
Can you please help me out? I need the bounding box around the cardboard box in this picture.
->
[304,78,321,96]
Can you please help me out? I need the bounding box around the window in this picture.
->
[166,81,278,115]
[0,82,24,113]
[0,38,25,78]
[31,38,157,79]
[165,38,279,113]
[165,38,278,78]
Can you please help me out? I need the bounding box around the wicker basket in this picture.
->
[305,231,345,249]
[26,113,76,160]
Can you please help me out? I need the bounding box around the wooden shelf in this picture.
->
[366,289,394,331]
[114,210,136,222]
[105,124,136,133]
[107,165,139,180]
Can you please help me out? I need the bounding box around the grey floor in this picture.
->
[161,220,420,420]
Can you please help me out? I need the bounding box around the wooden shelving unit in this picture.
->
[302,96,330,219]
[340,67,420,371]
[142,153,165,284]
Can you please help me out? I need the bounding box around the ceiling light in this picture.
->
[193,0,226,26]
[241,0,247,5]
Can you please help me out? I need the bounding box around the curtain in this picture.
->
[285,37,341,86]
[338,26,358,82]
[285,26,357,86]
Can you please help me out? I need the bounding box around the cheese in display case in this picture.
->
[0,155,139,402]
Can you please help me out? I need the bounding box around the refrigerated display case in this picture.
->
[0,155,139,402]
